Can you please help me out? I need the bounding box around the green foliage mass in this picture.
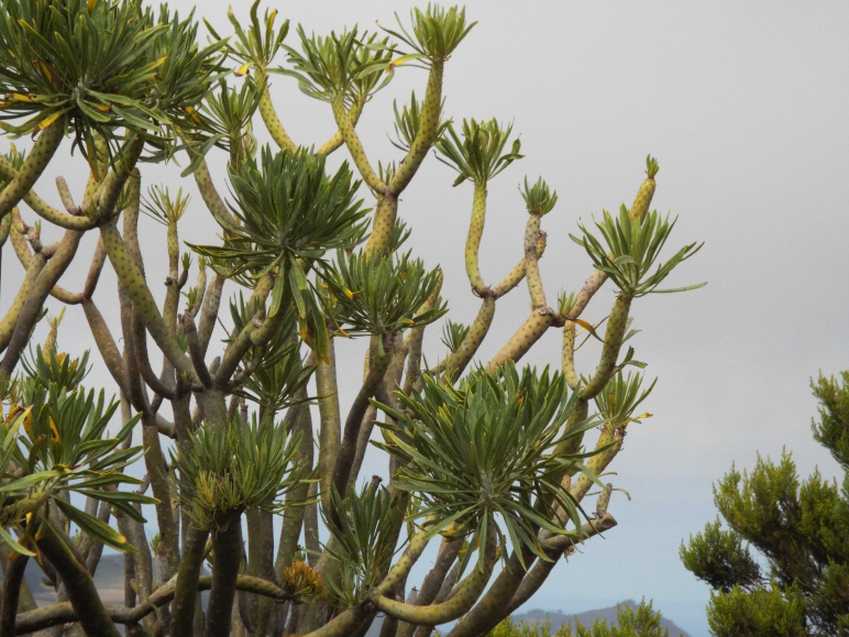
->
[681,372,849,636]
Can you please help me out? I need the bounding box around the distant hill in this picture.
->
[25,553,126,604]
[511,600,690,636]
[364,600,690,636]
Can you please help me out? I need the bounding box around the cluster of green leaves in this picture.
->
[192,147,368,282]
[594,372,656,427]
[381,4,476,64]
[376,364,599,567]
[325,250,446,336]
[0,0,225,156]
[441,319,470,353]
[321,482,401,606]
[194,80,260,166]
[215,1,288,71]
[680,519,762,592]
[190,147,370,355]
[142,184,189,225]
[226,298,312,414]
[707,586,808,637]
[391,91,449,154]
[172,416,304,530]
[811,371,849,471]
[682,370,849,635]
[436,117,523,186]
[573,208,704,297]
[280,26,393,106]
[521,177,558,216]
[0,347,153,554]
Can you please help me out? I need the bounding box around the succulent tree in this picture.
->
[0,1,703,636]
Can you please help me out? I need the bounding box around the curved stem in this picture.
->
[35,521,122,637]
[389,60,444,194]
[206,513,243,637]
[464,184,489,295]
[332,97,386,194]
[0,119,64,220]
[170,526,210,636]
[524,215,546,309]
[578,293,632,400]
[0,551,28,637]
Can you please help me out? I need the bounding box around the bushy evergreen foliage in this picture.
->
[681,372,849,636]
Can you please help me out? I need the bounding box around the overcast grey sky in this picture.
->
[3,1,848,635]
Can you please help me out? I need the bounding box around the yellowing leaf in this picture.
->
[48,418,60,443]
[9,93,35,103]
[37,110,63,130]
[235,62,251,77]
[20,406,33,437]
[388,54,417,70]
[570,317,603,343]
[87,0,97,13]
[94,103,111,113]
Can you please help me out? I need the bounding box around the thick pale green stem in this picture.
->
[276,384,314,573]
[316,337,342,514]
[570,426,626,503]
[561,322,580,390]
[441,297,496,383]
[257,69,362,158]
[464,184,489,295]
[89,135,144,223]
[163,221,180,336]
[374,530,497,626]
[524,215,546,309]
[390,61,444,194]
[0,157,96,230]
[505,514,618,615]
[333,339,391,496]
[0,120,64,220]
[332,97,385,193]
[1,228,81,378]
[101,223,195,380]
[373,529,431,598]
[140,412,179,578]
[191,156,238,228]
[446,548,532,637]
[82,299,129,393]
[363,194,398,257]
[299,605,370,637]
[396,538,463,637]
[256,70,298,153]
[486,309,555,372]
[579,293,632,399]
[493,233,545,299]
[0,252,43,352]
[629,169,656,221]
